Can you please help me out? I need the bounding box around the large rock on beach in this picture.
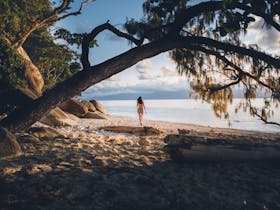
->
[59,98,88,117]
[39,107,76,127]
[90,99,106,114]
[0,127,22,159]
[81,111,108,119]
[81,101,96,112]
[100,126,161,136]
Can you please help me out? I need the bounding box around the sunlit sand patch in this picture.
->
[1,166,23,175]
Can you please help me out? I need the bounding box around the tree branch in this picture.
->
[81,22,144,69]
[13,0,92,48]
[56,0,95,22]
[183,36,280,69]
[171,1,280,35]
[236,3,280,32]
[188,44,275,92]
[171,1,224,33]
[248,99,280,126]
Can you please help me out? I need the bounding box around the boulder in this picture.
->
[67,113,81,121]
[59,98,88,117]
[81,111,108,119]
[81,101,96,112]
[0,127,22,159]
[90,99,106,114]
[39,107,76,127]
[100,126,161,136]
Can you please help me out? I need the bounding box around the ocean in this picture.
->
[99,99,280,133]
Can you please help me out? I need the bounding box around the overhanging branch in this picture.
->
[81,22,144,69]
[13,0,93,48]
[56,0,95,22]
[248,99,280,126]
[183,36,280,69]
[188,44,275,92]
[171,1,280,35]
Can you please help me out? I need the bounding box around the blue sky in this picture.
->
[55,0,280,100]
[54,0,190,100]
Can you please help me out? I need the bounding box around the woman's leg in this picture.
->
[139,113,143,125]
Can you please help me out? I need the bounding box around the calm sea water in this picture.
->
[100,99,280,133]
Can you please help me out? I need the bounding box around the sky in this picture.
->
[55,0,280,100]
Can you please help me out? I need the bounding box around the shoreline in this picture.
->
[82,115,280,136]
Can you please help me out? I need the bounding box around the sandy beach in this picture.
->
[1,116,280,210]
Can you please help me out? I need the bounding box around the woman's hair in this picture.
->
[137,96,143,104]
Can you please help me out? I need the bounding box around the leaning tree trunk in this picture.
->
[16,46,44,97]
[1,37,179,132]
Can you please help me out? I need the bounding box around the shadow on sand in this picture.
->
[0,137,280,210]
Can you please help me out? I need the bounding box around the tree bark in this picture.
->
[1,36,180,132]
[17,46,44,97]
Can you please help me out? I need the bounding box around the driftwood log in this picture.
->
[164,133,280,162]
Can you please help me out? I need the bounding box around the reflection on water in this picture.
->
[101,99,280,133]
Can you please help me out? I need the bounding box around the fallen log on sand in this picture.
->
[164,133,280,162]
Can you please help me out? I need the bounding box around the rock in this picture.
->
[81,101,96,112]
[90,99,106,114]
[59,98,88,117]
[100,126,161,136]
[66,113,81,121]
[81,111,108,119]
[28,127,61,139]
[39,107,76,127]
[0,127,22,159]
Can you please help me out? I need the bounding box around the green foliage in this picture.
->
[0,0,53,42]
[54,29,98,48]
[24,28,81,90]
[0,0,81,114]
[0,36,26,89]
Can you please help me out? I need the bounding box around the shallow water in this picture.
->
[100,99,280,133]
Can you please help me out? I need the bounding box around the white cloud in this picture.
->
[161,66,178,77]
[135,59,153,73]
[243,16,280,54]
[138,73,154,80]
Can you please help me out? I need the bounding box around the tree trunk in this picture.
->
[1,37,179,132]
[17,46,44,97]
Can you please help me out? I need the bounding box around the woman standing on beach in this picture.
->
[137,96,146,126]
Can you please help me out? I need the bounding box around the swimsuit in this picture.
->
[137,103,144,114]
[137,107,144,114]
